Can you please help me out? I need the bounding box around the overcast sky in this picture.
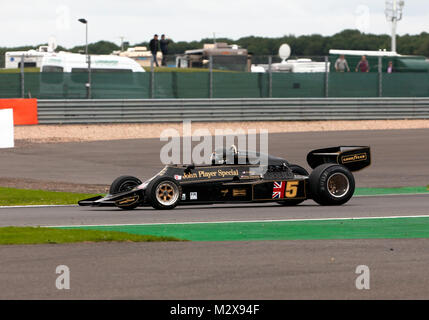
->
[2,0,428,48]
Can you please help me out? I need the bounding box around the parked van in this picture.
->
[40,52,145,73]
[39,52,146,98]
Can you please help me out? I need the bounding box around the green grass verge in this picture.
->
[0,67,40,73]
[0,227,183,245]
[0,187,100,206]
[63,217,429,242]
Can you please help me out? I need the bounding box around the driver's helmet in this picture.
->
[210,145,238,165]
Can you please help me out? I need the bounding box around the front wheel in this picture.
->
[309,164,355,206]
[147,177,182,210]
[110,175,142,210]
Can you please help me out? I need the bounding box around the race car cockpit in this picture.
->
[210,145,289,167]
[210,145,239,165]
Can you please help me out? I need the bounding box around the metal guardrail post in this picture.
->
[86,55,92,99]
[209,55,213,98]
[268,56,272,98]
[20,54,25,98]
[324,56,329,98]
[150,56,155,98]
[378,56,383,97]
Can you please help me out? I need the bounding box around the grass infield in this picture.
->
[0,227,183,245]
[0,187,100,206]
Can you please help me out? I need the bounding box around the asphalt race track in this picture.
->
[1,194,429,227]
[1,128,429,188]
[1,128,429,299]
[2,238,429,299]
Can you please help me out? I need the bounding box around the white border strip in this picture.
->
[46,214,429,228]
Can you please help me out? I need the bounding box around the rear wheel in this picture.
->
[278,164,309,206]
[109,175,142,210]
[309,164,355,206]
[147,177,182,210]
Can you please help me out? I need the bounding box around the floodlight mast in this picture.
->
[78,18,91,99]
[385,0,405,53]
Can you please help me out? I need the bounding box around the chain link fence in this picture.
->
[1,55,428,99]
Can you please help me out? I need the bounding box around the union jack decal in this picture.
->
[272,181,285,199]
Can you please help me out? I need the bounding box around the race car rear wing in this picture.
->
[307,146,371,172]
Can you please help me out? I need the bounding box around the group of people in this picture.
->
[149,34,170,67]
[148,35,396,73]
[335,55,395,73]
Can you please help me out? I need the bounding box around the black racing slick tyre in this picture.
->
[147,177,182,210]
[109,175,142,210]
[309,164,355,206]
[278,164,309,206]
[110,175,142,194]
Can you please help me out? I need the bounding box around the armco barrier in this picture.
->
[0,98,38,125]
[37,98,429,124]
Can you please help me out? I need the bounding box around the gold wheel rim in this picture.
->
[155,182,179,206]
[327,173,350,198]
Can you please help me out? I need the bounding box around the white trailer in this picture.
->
[40,52,145,73]
[5,46,53,69]
[39,52,145,98]
[252,44,329,73]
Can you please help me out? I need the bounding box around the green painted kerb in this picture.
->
[58,217,429,242]
[355,186,429,196]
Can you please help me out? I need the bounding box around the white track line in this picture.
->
[46,214,429,228]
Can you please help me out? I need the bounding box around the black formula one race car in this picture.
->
[79,145,371,210]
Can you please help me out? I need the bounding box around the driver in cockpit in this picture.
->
[210,145,238,165]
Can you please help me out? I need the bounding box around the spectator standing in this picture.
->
[149,34,159,67]
[387,61,394,73]
[355,55,370,72]
[160,34,171,67]
[335,55,350,72]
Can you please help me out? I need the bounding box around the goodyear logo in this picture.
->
[341,153,367,163]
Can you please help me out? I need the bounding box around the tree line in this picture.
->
[1,29,429,68]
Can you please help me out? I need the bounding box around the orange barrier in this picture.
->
[0,99,38,125]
